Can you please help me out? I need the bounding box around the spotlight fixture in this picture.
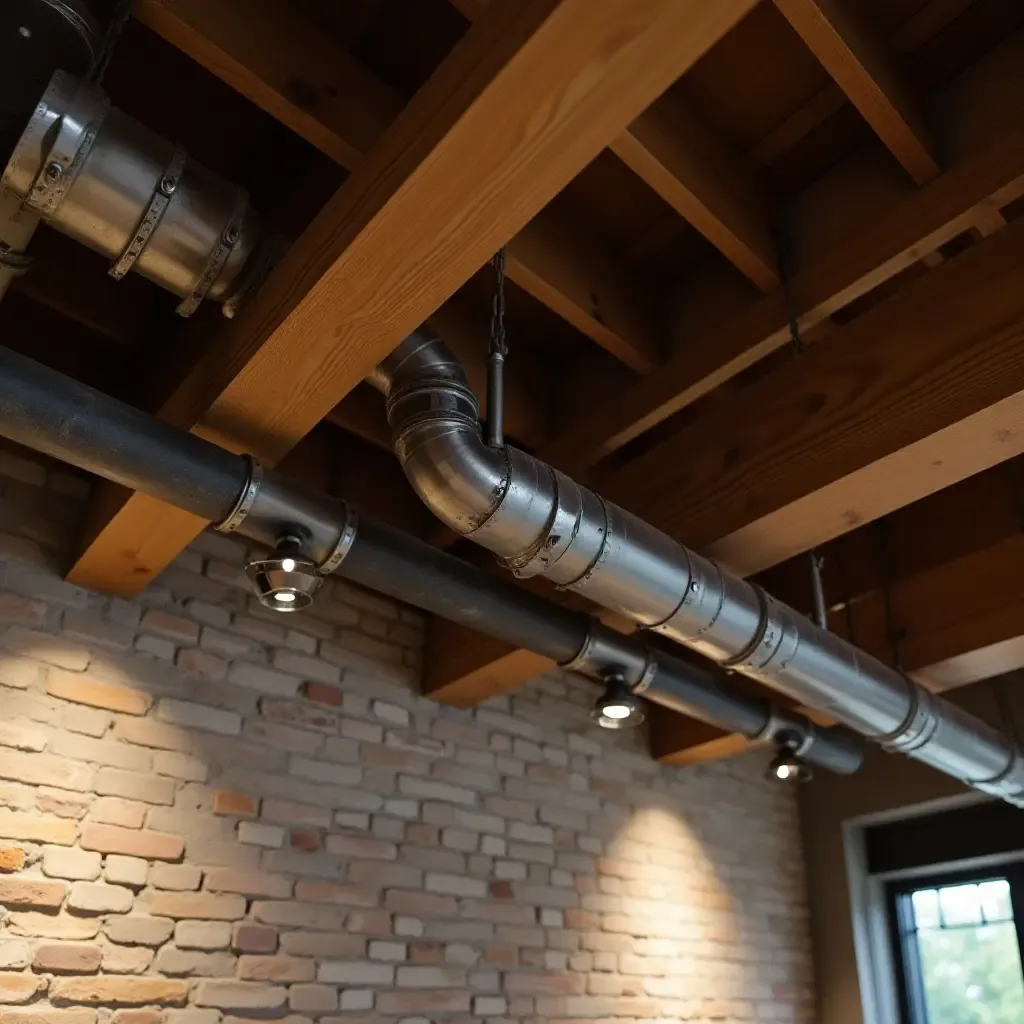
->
[245,535,322,612]
[767,747,813,784]
[591,673,645,730]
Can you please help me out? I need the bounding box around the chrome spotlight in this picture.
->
[245,536,322,612]
[591,673,645,730]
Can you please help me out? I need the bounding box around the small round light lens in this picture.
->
[775,763,791,780]
[601,703,633,720]
[281,558,296,572]
[275,592,297,604]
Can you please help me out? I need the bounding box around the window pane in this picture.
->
[980,880,1014,923]
[940,883,983,927]
[912,889,941,929]
[917,921,1024,1024]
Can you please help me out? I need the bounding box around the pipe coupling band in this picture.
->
[561,621,655,691]
[0,246,33,276]
[217,455,263,533]
[319,504,359,574]
[880,681,940,754]
[110,145,188,281]
[177,188,250,317]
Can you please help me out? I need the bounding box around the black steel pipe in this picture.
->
[0,345,861,775]
[0,347,243,523]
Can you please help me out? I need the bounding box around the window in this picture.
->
[889,869,1024,1023]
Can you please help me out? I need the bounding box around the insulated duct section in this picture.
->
[370,330,1024,805]
[0,345,861,778]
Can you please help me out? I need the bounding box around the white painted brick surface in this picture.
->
[0,447,815,1024]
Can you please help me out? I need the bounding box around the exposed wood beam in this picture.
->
[326,385,391,452]
[773,0,940,185]
[602,217,1024,577]
[610,95,779,291]
[542,121,1024,472]
[453,0,779,296]
[135,0,660,372]
[71,0,760,597]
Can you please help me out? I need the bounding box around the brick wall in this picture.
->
[0,444,814,1024]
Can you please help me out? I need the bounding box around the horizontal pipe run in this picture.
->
[0,345,860,776]
[372,330,1024,805]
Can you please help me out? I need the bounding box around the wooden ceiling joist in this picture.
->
[773,0,941,185]
[135,0,660,373]
[604,216,1024,577]
[542,120,1024,472]
[70,0,761,596]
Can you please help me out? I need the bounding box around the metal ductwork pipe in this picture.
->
[1,68,273,317]
[0,345,861,777]
[369,330,1024,806]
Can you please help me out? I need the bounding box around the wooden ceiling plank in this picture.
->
[603,217,1024,578]
[611,95,780,291]
[541,122,1024,472]
[70,0,761,597]
[136,0,660,372]
[772,0,941,184]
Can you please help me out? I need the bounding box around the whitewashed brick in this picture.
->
[318,961,394,985]
[425,873,487,897]
[238,821,284,848]
[104,854,148,888]
[158,698,241,735]
[42,845,101,881]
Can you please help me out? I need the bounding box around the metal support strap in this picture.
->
[176,189,249,317]
[216,455,262,534]
[110,146,187,281]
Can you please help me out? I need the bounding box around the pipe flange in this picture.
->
[319,503,359,574]
[177,188,249,317]
[216,455,263,533]
[110,145,188,281]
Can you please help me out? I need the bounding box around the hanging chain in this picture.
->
[89,0,134,84]
[486,247,508,448]
[873,520,906,669]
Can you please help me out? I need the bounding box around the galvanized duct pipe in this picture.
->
[0,345,861,776]
[370,330,1024,805]
[1,69,272,317]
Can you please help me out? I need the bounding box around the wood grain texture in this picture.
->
[542,122,1024,470]
[772,0,940,184]
[71,0,758,596]
[136,0,659,370]
[611,95,779,291]
[604,217,1024,577]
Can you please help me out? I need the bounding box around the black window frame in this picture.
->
[886,862,1024,1024]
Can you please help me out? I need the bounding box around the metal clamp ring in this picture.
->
[216,455,262,533]
[176,188,249,317]
[110,145,187,281]
[319,504,359,574]
[27,89,109,216]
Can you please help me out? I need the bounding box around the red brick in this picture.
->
[301,681,343,706]
[49,977,188,1005]
[324,834,396,860]
[490,881,514,899]
[140,610,199,643]
[0,594,46,625]
[344,909,392,935]
[237,955,315,982]
[212,791,258,818]
[0,847,26,872]
[36,790,90,820]
[175,648,226,681]
[0,878,66,909]
[484,944,519,966]
[148,891,246,921]
[88,798,146,829]
[45,670,150,716]
[111,1013,165,1024]
[0,974,45,1004]
[288,829,320,852]
[232,924,278,954]
[504,972,585,995]
[79,824,183,862]
[203,869,292,899]
[384,890,457,917]
[293,881,377,907]
[410,941,444,965]
[33,943,103,973]
[377,991,471,1013]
